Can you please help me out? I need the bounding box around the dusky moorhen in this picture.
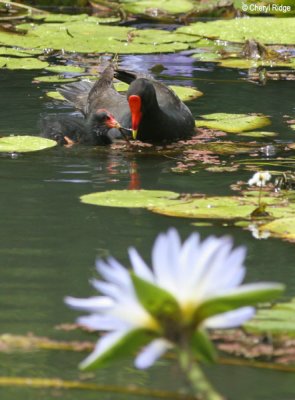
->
[59,65,195,144]
[40,109,121,146]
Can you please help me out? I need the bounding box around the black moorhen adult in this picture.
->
[40,109,122,146]
[58,65,195,144]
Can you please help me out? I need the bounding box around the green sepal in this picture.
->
[191,329,217,364]
[195,283,285,325]
[80,329,150,371]
[131,273,181,324]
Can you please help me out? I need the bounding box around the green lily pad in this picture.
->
[33,75,79,83]
[0,57,49,70]
[122,0,194,15]
[0,20,190,54]
[0,136,57,153]
[0,47,43,57]
[237,131,278,138]
[46,91,66,100]
[80,189,295,222]
[45,65,85,74]
[260,217,295,242]
[32,14,120,24]
[80,190,179,208]
[197,113,271,133]
[245,299,295,337]
[192,52,221,62]
[169,85,203,101]
[151,195,294,220]
[177,17,295,45]
[218,58,295,69]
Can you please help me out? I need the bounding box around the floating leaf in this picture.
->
[0,57,48,70]
[32,14,120,24]
[46,91,66,100]
[151,195,295,220]
[80,190,179,208]
[197,113,271,133]
[260,217,295,242]
[33,75,78,83]
[0,21,191,54]
[245,299,295,337]
[218,58,295,69]
[45,65,85,73]
[177,17,295,45]
[0,136,56,153]
[80,189,295,222]
[237,131,278,138]
[169,85,203,101]
[122,0,194,15]
[0,47,43,57]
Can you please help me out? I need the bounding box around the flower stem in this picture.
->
[258,186,262,207]
[178,348,224,400]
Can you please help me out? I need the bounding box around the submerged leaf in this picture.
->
[0,136,56,153]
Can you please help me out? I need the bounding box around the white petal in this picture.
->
[152,229,181,293]
[134,338,172,369]
[91,279,121,299]
[204,307,255,329]
[96,258,131,288]
[64,296,113,312]
[77,314,126,331]
[79,330,130,370]
[128,247,154,283]
[223,282,284,297]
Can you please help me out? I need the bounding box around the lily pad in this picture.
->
[0,47,42,57]
[32,14,120,24]
[260,217,295,242]
[197,113,271,133]
[151,195,294,220]
[0,20,190,54]
[0,57,49,70]
[45,65,85,74]
[0,136,57,153]
[46,91,66,100]
[80,190,179,208]
[237,131,278,138]
[122,0,194,15]
[218,58,295,69]
[177,17,295,45]
[80,189,295,222]
[33,75,79,83]
[169,85,203,101]
[245,299,295,337]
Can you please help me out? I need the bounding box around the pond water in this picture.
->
[0,53,295,400]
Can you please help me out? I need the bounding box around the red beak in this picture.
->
[128,95,142,140]
[106,114,121,129]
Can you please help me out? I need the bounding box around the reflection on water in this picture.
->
[0,59,295,400]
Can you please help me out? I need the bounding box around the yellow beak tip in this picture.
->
[132,129,137,140]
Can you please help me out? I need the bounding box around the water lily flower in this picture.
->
[65,229,283,371]
[248,171,271,187]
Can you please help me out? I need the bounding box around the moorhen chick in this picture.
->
[40,109,122,146]
[58,65,195,144]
